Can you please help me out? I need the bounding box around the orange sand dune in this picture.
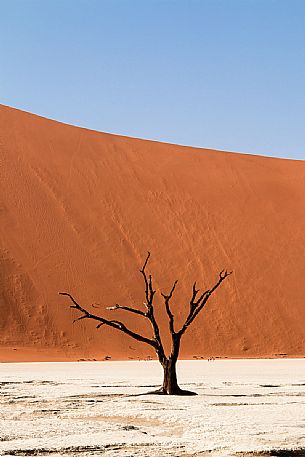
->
[1,104,305,362]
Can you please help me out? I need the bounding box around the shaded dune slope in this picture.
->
[1,104,305,361]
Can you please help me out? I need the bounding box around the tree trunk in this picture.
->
[160,358,197,395]
[162,358,180,394]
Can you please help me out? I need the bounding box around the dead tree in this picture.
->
[60,252,231,395]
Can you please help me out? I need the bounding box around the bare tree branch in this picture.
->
[189,281,200,310]
[140,252,151,309]
[59,292,157,348]
[178,270,232,336]
[106,304,146,317]
[96,322,105,329]
[73,315,88,323]
[142,251,151,272]
[139,253,167,364]
[60,251,168,366]
[161,280,178,335]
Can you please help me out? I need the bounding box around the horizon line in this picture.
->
[1,102,303,163]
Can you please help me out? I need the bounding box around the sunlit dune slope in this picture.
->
[1,104,305,362]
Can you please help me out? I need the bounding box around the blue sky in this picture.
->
[1,0,304,159]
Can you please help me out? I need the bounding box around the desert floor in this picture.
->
[1,360,305,456]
